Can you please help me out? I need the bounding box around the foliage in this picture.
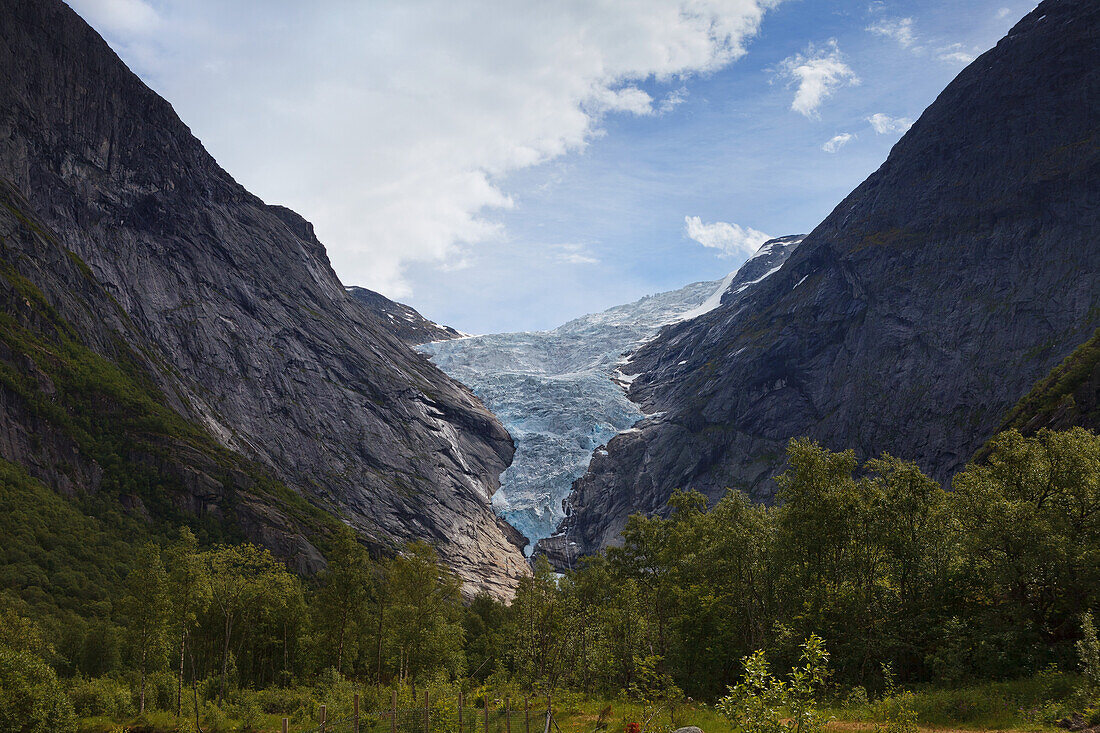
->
[0,647,76,733]
[1080,613,1100,694]
[715,635,830,733]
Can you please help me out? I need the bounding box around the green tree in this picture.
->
[0,647,75,733]
[165,528,210,717]
[314,528,371,674]
[202,543,294,704]
[0,608,74,733]
[953,428,1100,660]
[119,542,170,714]
[510,555,567,688]
[1079,612,1100,694]
[385,542,465,684]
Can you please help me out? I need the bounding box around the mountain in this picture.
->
[422,236,801,546]
[0,0,527,596]
[546,0,1100,565]
[346,286,465,346]
[993,328,1100,436]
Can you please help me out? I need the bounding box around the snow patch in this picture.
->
[733,262,784,294]
[676,269,737,321]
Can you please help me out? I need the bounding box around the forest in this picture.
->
[2,426,1099,731]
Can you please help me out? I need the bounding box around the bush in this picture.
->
[0,647,76,733]
[717,635,830,733]
[67,675,133,718]
[252,685,315,718]
[226,690,264,732]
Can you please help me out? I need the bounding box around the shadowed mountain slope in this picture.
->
[546,0,1100,564]
[0,0,527,596]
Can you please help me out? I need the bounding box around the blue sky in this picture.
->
[71,0,1033,333]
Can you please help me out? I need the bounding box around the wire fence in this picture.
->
[296,694,558,733]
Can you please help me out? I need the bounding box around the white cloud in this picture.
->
[936,43,977,64]
[866,17,918,48]
[684,216,771,257]
[867,113,913,134]
[68,0,781,297]
[996,7,1013,19]
[658,87,690,114]
[553,243,600,265]
[822,132,855,153]
[774,40,860,118]
[71,0,162,35]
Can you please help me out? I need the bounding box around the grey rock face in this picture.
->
[553,0,1100,563]
[346,286,465,346]
[0,0,527,596]
[423,237,801,548]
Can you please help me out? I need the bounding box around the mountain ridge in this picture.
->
[0,0,527,596]
[346,286,465,347]
[546,0,1100,565]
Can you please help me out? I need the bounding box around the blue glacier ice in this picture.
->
[419,276,729,549]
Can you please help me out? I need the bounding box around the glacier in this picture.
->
[419,236,802,548]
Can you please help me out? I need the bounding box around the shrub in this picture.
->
[716,635,830,733]
[68,675,133,718]
[0,647,76,733]
[1079,612,1100,694]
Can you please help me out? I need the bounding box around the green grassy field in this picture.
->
[72,674,1094,733]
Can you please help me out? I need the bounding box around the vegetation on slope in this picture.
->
[2,427,1098,731]
[999,328,1100,434]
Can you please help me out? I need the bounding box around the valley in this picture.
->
[0,0,1097,731]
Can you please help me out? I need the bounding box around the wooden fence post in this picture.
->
[524,697,530,733]
[354,693,361,733]
[320,703,327,733]
[484,694,490,733]
[459,691,464,733]
[424,690,431,733]
[392,688,398,733]
[282,718,289,733]
[505,697,511,733]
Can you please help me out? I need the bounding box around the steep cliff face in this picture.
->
[0,0,527,595]
[346,286,465,346]
[551,0,1100,563]
[0,177,329,573]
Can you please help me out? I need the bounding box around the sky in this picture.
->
[69,0,1035,334]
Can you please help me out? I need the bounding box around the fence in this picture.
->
[295,691,558,733]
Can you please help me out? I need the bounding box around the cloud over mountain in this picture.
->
[774,40,860,118]
[69,0,781,298]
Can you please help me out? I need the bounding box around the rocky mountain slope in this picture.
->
[994,328,1100,436]
[546,0,1100,564]
[347,286,465,346]
[422,236,801,546]
[0,0,527,596]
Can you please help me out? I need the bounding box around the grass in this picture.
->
[825,674,1085,733]
[71,673,1089,733]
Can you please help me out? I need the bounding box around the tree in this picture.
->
[509,555,567,688]
[0,608,74,733]
[0,647,75,733]
[953,429,1100,654]
[119,542,170,714]
[385,542,465,685]
[201,543,294,704]
[1078,612,1100,694]
[314,528,371,674]
[165,528,210,717]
